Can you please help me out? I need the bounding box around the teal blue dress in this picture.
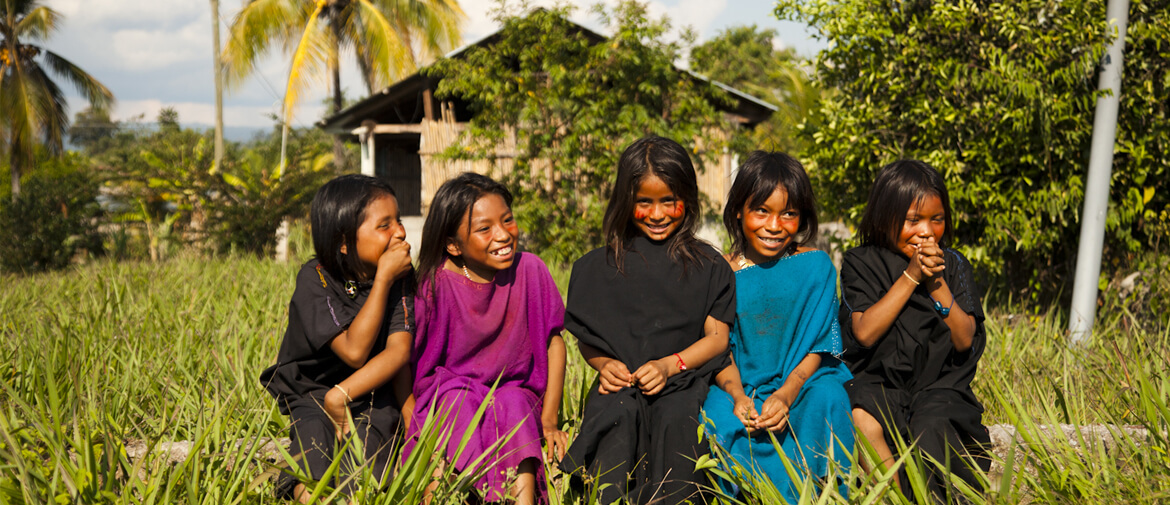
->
[704,251,854,501]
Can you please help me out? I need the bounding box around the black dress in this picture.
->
[259,259,411,497]
[560,237,735,505]
[839,246,990,499]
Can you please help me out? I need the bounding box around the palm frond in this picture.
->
[382,0,464,63]
[13,4,57,41]
[280,2,331,127]
[27,60,66,153]
[347,0,412,90]
[40,49,114,110]
[0,57,44,164]
[221,0,307,91]
[1,0,39,23]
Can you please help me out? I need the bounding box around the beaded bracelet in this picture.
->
[930,294,955,316]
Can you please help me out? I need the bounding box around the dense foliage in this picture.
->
[690,25,824,157]
[776,0,1170,298]
[428,1,727,263]
[0,153,102,273]
[86,111,338,258]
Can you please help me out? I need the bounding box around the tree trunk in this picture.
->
[9,153,19,201]
[210,0,225,174]
[330,20,347,172]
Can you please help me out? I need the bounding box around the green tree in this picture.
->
[690,24,822,156]
[221,0,464,171]
[429,1,727,263]
[1,0,113,198]
[777,0,1170,298]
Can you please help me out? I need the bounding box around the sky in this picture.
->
[49,0,826,132]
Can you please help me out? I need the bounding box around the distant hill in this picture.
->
[65,123,274,152]
[193,124,275,143]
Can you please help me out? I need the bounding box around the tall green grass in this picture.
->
[1,254,1167,503]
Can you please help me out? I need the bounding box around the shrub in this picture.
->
[0,154,103,273]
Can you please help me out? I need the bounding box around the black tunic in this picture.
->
[259,259,411,495]
[839,245,990,498]
[560,237,735,505]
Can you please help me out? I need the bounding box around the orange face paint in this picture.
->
[634,207,649,220]
[667,201,685,219]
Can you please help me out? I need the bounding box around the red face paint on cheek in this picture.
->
[634,208,649,220]
[667,202,685,219]
[504,221,519,236]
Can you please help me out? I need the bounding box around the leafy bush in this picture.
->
[0,154,103,273]
[207,126,338,255]
[777,0,1170,300]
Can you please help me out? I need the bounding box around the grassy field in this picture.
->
[1,249,1168,504]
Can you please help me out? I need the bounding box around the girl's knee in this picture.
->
[852,408,885,440]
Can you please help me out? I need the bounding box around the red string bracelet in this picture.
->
[674,353,687,371]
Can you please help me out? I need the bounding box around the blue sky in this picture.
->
[49,0,825,130]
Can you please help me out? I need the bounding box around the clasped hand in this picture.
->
[597,357,674,396]
[734,389,793,434]
[905,236,945,284]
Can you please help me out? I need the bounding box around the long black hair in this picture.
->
[602,135,709,273]
[416,172,514,292]
[723,150,818,258]
[310,174,398,282]
[859,159,954,251]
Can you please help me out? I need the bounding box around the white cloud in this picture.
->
[111,23,209,70]
[52,0,202,26]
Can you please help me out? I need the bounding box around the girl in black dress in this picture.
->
[560,135,735,504]
[839,161,990,500]
[260,175,415,502]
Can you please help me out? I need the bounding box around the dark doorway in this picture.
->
[377,135,422,216]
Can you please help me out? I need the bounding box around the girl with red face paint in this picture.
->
[560,136,734,504]
[840,160,990,501]
[406,173,568,505]
[703,151,854,502]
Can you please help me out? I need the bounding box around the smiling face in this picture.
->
[632,174,684,241]
[739,186,801,264]
[346,194,406,279]
[895,193,946,257]
[446,193,519,282]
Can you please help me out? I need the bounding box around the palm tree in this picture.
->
[222,0,464,174]
[210,0,225,174]
[1,0,114,198]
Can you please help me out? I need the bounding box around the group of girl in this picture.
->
[260,135,991,504]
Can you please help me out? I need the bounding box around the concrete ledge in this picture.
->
[122,423,1155,478]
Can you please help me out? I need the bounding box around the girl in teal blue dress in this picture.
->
[704,151,854,501]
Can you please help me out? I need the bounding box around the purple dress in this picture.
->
[405,252,565,502]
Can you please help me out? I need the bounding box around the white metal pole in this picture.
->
[1068,0,1130,344]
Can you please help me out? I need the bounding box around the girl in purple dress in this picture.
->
[404,172,567,505]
